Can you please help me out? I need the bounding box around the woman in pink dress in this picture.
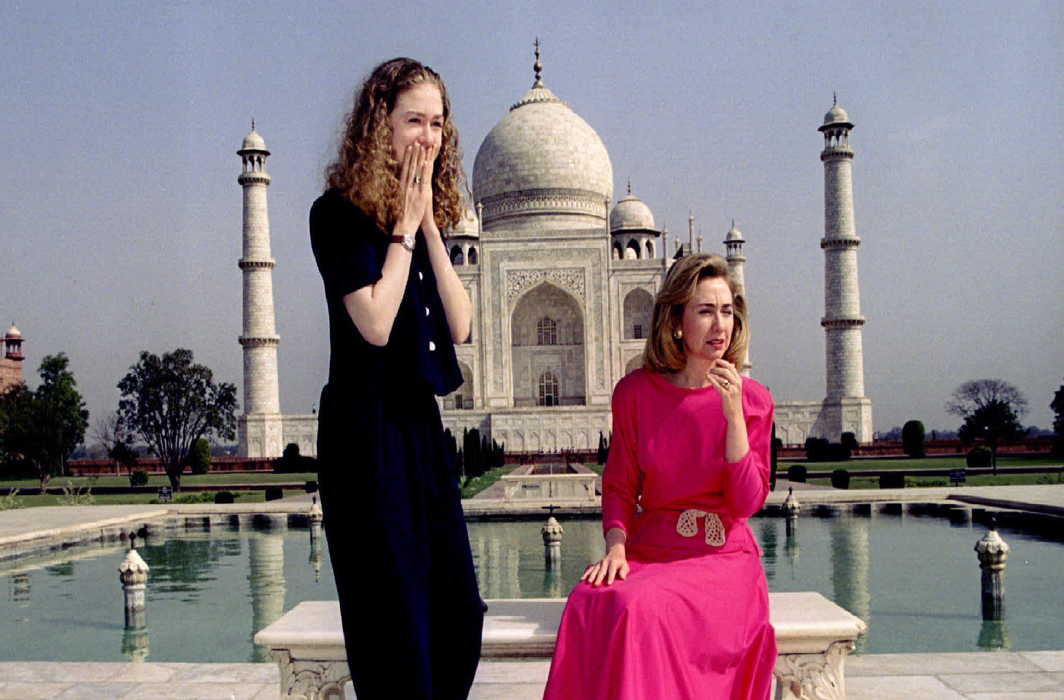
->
[543,253,776,700]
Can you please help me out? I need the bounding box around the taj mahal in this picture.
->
[236,53,873,459]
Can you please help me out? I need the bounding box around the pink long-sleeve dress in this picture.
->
[543,368,776,700]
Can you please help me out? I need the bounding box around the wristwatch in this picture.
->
[390,233,415,252]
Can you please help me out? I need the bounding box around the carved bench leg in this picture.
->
[269,649,352,700]
[773,640,855,700]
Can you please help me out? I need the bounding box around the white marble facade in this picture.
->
[238,59,874,457]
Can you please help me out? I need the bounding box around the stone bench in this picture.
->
[255,592,866,700]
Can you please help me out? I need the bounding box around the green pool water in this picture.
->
[0,504,1060,661]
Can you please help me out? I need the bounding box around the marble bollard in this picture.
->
[542,516,563,568]
[975,524,1009,620]
[309,496,324,540]
[782,487,800,516]
[118,547,149,629]
[783,487,800,539]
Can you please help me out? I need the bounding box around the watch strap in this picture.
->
[390,234,415,251]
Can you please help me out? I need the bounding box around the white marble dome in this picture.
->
[5,323,20,340]
[473,80,612,228]
[823,103,851,126]
[725,222,744,241]
[240,128,268,152]
[610,192,656,232]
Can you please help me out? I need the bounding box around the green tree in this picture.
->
[948,379,1028,473]
[117,349,237,491]
[110,441,140,482]
[0,354,89,490]
[901,420,926,458]
[189,437,212,475]
[463,428,483,478]
[1051,381,1064,457]
[947,379,1027,419]
[597,432,609,464]
[957,401,1026,472]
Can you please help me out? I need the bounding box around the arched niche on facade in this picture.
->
[468,246,478,265]
[612,242,623,260]
[624,353,643,376]
[645,240,654,258]
[450,245,464,265]
[624,240,640,259]
[623,288,653,340]
[510,282,586,408]
[444,361,474,410]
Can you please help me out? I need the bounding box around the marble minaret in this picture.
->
[818,99,873,442]
[237,123,283,458]
[723,221,751,376]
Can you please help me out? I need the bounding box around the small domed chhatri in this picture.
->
[610,186,657,233]
[447,205,481,267]
[725,221,744,242]
[5,323,21,340]
[821,94,853,129]
[449,205,480,239]
[473,41,612,231]
[240,121,269,153]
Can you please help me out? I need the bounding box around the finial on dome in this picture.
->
[732,218,735,228]
[626,177,631,195]
[833,91,837,106]
[533,38,543,88]
[251,117,255,131]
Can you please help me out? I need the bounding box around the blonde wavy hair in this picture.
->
[325,58,466,233]
[643,253,749,374]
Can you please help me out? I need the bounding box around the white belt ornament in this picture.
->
[676,509,727,547]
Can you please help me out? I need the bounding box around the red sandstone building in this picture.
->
[0,324,25,392]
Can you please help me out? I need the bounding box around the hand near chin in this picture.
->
[707,359,743,420]
[397,142,432,236]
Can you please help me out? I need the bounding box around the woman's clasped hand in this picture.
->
[397,141,438,235]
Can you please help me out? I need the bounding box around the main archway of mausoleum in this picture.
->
[510,282,586,408]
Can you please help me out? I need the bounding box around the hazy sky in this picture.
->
[2,1,1061,440]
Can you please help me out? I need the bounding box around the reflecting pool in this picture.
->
[2,522,337,663]
[1,504,1062,661]
[467,504,1064,654]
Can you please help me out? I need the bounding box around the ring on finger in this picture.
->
[413,175,422,185]
[720,379,730,388]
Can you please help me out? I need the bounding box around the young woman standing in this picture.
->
[310,57,482,700]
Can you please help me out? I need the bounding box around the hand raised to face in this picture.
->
[397,142,435,236]
[706,358,743,421]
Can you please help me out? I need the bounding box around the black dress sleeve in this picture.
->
[309,190,383,300]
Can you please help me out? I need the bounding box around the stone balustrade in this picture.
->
[255,591,865,699]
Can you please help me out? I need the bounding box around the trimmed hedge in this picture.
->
[879,472,905,489]
[967,447,992,468]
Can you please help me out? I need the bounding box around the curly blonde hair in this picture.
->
[325,58,466,233]
[644,253,749,374]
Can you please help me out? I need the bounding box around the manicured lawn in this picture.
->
[779,456,1061,472]
[459,463,606,498]
[0,472,317,489]
[460,465,513,499]
[808,472,1064,490]
[1,489,307,509]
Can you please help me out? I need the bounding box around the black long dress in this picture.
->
[310,189,484,699]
